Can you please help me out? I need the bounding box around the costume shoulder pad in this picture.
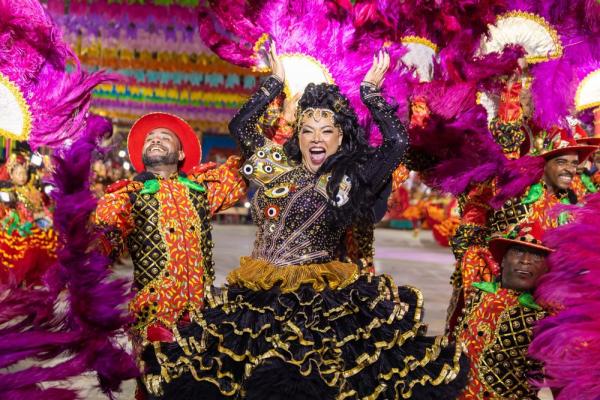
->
[240,141,294,186]
[106,179,142,194]
[188,162,217,176]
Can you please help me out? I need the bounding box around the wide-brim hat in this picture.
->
[127,113,201,173]
[541,145,598,164]
[489,222,553,265]
[535,127,598,163]
[572,124,600,148]
[575,137,600,146]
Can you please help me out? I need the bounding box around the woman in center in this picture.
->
[145,47,467,400]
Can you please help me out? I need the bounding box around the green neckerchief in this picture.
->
[2,210,33,237]
[521,182,572,225]
[472,281,542,310]
[139,176,206,195]
[580,173,598,194]
[558,196,572,225]
[522,183,543,205]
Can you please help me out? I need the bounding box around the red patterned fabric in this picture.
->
[94,156,246,338]
[498,82,524,123]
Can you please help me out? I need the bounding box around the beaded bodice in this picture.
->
[242,143,350,266]
[230,76,408,267]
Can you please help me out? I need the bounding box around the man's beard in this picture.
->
[142,151,180,168]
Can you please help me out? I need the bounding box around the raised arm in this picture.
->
[229,41,285,158]
[360,50,409,194]
[229,76,283,158]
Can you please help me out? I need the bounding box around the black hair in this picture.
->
[283,83,376,223]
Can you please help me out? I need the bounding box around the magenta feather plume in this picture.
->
[409,104,506,195]
[500,0,600,128]
[351,0,506,50]
[529,38,600,130]
[489,155,545,208]
[406,45,524,195]
[0,0,114,149]
[198,0,409,145]
[528,193,600,400]
[0,116,137,399]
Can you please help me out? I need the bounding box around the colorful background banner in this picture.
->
[46,0,263,138]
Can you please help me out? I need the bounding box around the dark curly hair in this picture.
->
[283,83,376,223]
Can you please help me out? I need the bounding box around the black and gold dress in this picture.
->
[143,77,468,399]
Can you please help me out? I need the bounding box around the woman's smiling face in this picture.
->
[298,109,342,173]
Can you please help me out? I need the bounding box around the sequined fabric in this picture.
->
[455,284,546,400]
[234,77,408,269]
[94,157,245,337]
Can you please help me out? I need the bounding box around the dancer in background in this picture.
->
[455,222,551,399]
[0,152,57,287]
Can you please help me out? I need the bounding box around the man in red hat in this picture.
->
[454,222,551,400]
[93,112,246,399]
[572,116,600,196]
[447,126,597,333]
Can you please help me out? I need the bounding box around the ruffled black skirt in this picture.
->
[142,273,468,399]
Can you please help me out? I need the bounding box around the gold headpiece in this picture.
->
[299,107,335,123]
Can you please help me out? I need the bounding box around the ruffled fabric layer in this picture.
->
[0,228,57,285]
[141,265,468,400]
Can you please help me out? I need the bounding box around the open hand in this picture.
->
[282,92,301,124]
[363,49,390,89]
[266,40,285,82]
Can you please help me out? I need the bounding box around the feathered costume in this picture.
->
[133,2,471,399]
[0,116,138,399]
[0,1,136,398]
[524,2,600,399]
[528,193,600,400]
[0,0,111,149]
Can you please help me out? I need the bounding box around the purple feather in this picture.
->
[0,116,137,399]
[0,0,114,149]
[490,155,545,208]
[529,193,600,399]
[197,0,409,144]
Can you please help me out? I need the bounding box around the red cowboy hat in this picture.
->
[489,222,553,265]
[573,124,600,147]
[127,113,201,173]
[536,127,597,163]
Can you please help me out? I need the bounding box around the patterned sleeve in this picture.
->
[93,191,134,259]
[229,76,284,158]
[450,182,494,262]
[360,82,409,194]
[489,82,528,159]
[191,156,247,215]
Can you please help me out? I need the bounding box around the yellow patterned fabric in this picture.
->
[227,257,359,293]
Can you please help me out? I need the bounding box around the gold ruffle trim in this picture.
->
[227,257,359,293]
[141,276,466,399]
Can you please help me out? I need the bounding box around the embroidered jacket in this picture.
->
[94,157,245,336]
[455,282,547,400]
[452,181,575,289]
[445,180,576,334]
